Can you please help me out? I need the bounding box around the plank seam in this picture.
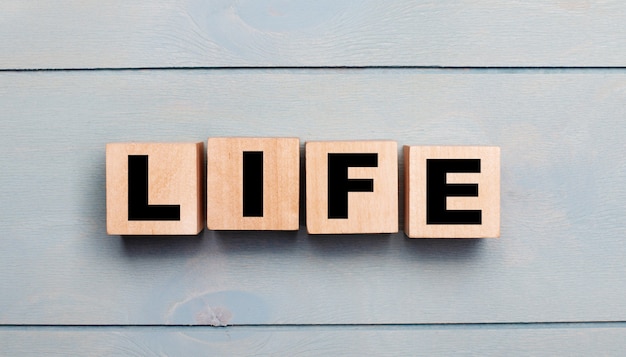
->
[2,66,626,72]
[2,322,626,328]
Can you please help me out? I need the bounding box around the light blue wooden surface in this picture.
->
[3,324,626,356]
[1,70,626,326]
[1,1,626,68]
[2,1,626,355]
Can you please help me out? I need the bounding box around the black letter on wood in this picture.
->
[426,159,481,224]
[243,151,264,217]
[128,155,180,221]
[328,153,378,219]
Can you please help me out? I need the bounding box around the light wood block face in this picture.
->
[404,146,500,238]
[306,141,398,234]
[206,138,300,230]
[106,142,204,235]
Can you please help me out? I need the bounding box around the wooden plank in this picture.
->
[0,70,625,324]
[2,325,626,356]
[2,1,626,69]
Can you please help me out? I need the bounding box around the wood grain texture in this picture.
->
[306,141,398,234]
[405,146,500,238]
[206,137,300,230]
[1,70,626,325]
[2,325,626,356]
[106,142,204,235]
[2,1,626,69]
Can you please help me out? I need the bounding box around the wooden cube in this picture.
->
[306,141,398,234]
[404,146,500,238]
[206,137,300,230]
[106,142,204,235]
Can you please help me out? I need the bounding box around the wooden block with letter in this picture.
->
[404,146,500,238]
[206,137,300,230]
[106,142,204,235]
[306,141,398,234]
